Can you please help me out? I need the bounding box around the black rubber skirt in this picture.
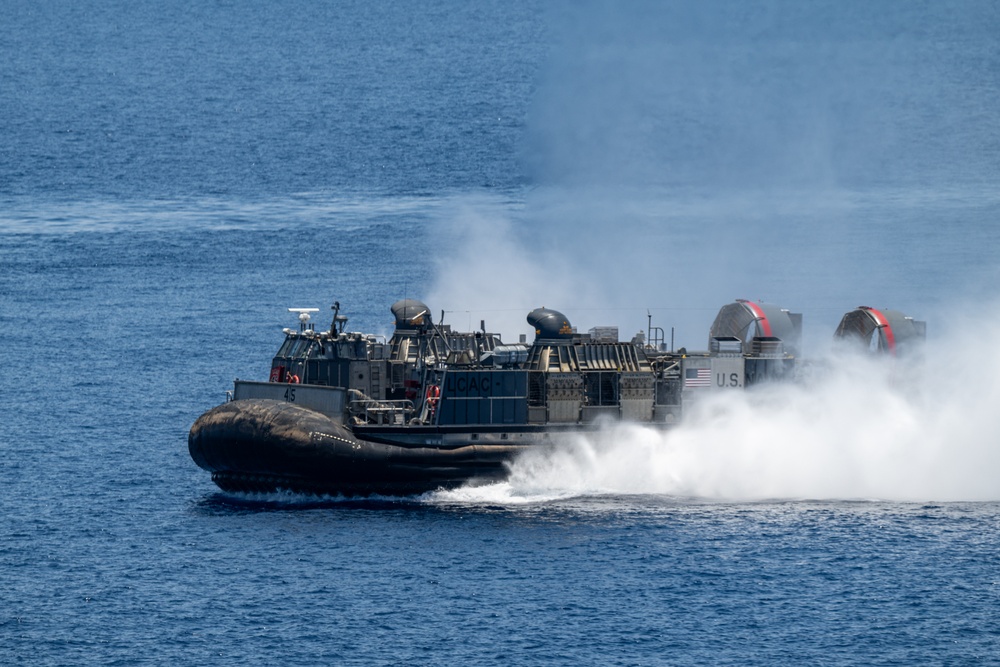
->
[189,399,517,495]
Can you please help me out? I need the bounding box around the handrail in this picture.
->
[348,399,415,426]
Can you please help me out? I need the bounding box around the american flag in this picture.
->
[685,368,711,388]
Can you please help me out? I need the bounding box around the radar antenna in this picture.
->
[288,307,319,332]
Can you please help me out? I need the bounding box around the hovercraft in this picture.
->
[189,299,923,495]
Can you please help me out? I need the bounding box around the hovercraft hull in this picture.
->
[189,399,525,495]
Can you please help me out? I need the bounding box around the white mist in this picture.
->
[433,320,1000,503]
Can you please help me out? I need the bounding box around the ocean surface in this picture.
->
[3,1,1000,664]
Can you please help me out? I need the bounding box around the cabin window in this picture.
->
[277,337,297,357]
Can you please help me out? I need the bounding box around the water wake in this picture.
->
[437,327,1000,504]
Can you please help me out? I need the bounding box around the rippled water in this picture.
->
[4,2,1000,664]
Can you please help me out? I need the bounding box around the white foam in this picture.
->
[439,323,1000,504]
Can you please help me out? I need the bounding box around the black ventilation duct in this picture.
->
[391,299,431,329]
[527,307,573,340]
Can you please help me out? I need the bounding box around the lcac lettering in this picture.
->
[444,373,495,397]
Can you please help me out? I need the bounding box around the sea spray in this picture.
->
[436,326,1000,504]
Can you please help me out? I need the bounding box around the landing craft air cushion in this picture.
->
[188,299,924,495]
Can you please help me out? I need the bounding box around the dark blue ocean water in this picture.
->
[4,2,1000,665]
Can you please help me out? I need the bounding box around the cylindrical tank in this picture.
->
[493,344,530,365]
